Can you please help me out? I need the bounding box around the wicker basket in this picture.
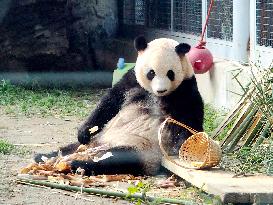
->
[179,132,222,169]
[158,117,222,169]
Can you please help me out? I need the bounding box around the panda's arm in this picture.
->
[78,69,138,144]
[174,76,204,131]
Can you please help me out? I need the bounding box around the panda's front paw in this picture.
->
[77,128,91,144]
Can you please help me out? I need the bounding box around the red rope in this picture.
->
[198,0,214,47]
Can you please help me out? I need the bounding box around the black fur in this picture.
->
[77,70,139,144]
[34,151,59,163]
[146,69,155,81]
[34,142,80,162]
[175,43,191,56]
[167,70,175,81]
[134,36,148,51]
[71,147,144,176]
[74,69,204,174]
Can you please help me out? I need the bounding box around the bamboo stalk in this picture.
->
[240,112,262,146]
[225,109,257,152]
[243,118,264,148]
[253,122,270,149]
[212,85,255,140]
[220,103,251,147]
[211,98,247,139]
[17,177,195,205]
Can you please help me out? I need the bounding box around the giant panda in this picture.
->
[35,36,204,176]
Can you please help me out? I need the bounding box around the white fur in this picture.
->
[151,76,171,96]
[135,38,194,96]
[96,103,162,174]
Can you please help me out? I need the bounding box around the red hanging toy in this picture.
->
[187,0,214,74]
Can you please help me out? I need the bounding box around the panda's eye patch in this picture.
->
[146,69,155,80]
[167,70,175,81]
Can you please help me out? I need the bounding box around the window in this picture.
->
[122,0,233,41]
[173,0,202,35]
[207,0,233,41]
[122,0,201,33]
[256,0,273,48]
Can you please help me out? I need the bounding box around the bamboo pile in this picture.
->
[211,65,272,153]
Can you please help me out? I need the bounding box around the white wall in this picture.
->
[195,58,250,109]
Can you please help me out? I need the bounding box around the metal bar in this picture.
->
[202,0,208,41]
[171,0,174,31]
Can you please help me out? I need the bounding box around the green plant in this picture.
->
[0,140,15,155]
[127,180,161,205]
[204,104,227,136]
[220,139,273,175]
[231,63,273,131]
[180,186,222,204]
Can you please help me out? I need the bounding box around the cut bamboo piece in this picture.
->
[220,103,252,147]
[253,122,271,149]
[243,119,264,148]
[222,107,257,150]
[239,112,263,146]
[211,99,247,139]
[225,109,257,152]
[17,176,194,205]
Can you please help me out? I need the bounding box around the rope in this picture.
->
[198,0,214,47]
[158,118,198,169]
[161,118,198,134]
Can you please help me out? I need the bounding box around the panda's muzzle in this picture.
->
[157,89,167,94]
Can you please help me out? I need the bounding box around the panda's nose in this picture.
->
[157,89,167,94]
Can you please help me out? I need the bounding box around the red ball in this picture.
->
[187,45,213,74]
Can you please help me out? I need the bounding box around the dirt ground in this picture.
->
[0,112,131,205]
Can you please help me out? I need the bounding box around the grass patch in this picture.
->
[0,140,15,155]
[204,104,227,135]
[1,80,226,131]
[0,140,30,156]
[0,80,107,118]
[180,187,222,204]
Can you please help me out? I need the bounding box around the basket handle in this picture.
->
[158,117,195,169]
[162,117,198,134]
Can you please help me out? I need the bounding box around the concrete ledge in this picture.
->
[162,157,273,204]
[0,71,113,88]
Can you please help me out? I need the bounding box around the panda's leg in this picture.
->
[71,147,145,176]
[34,142,80,163]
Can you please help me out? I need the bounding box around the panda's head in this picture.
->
[134,36,194,97]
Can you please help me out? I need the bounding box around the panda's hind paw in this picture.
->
[71,160,95,176]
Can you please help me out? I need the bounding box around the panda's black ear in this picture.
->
[134,36,148,51]
[175,43,191,56]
